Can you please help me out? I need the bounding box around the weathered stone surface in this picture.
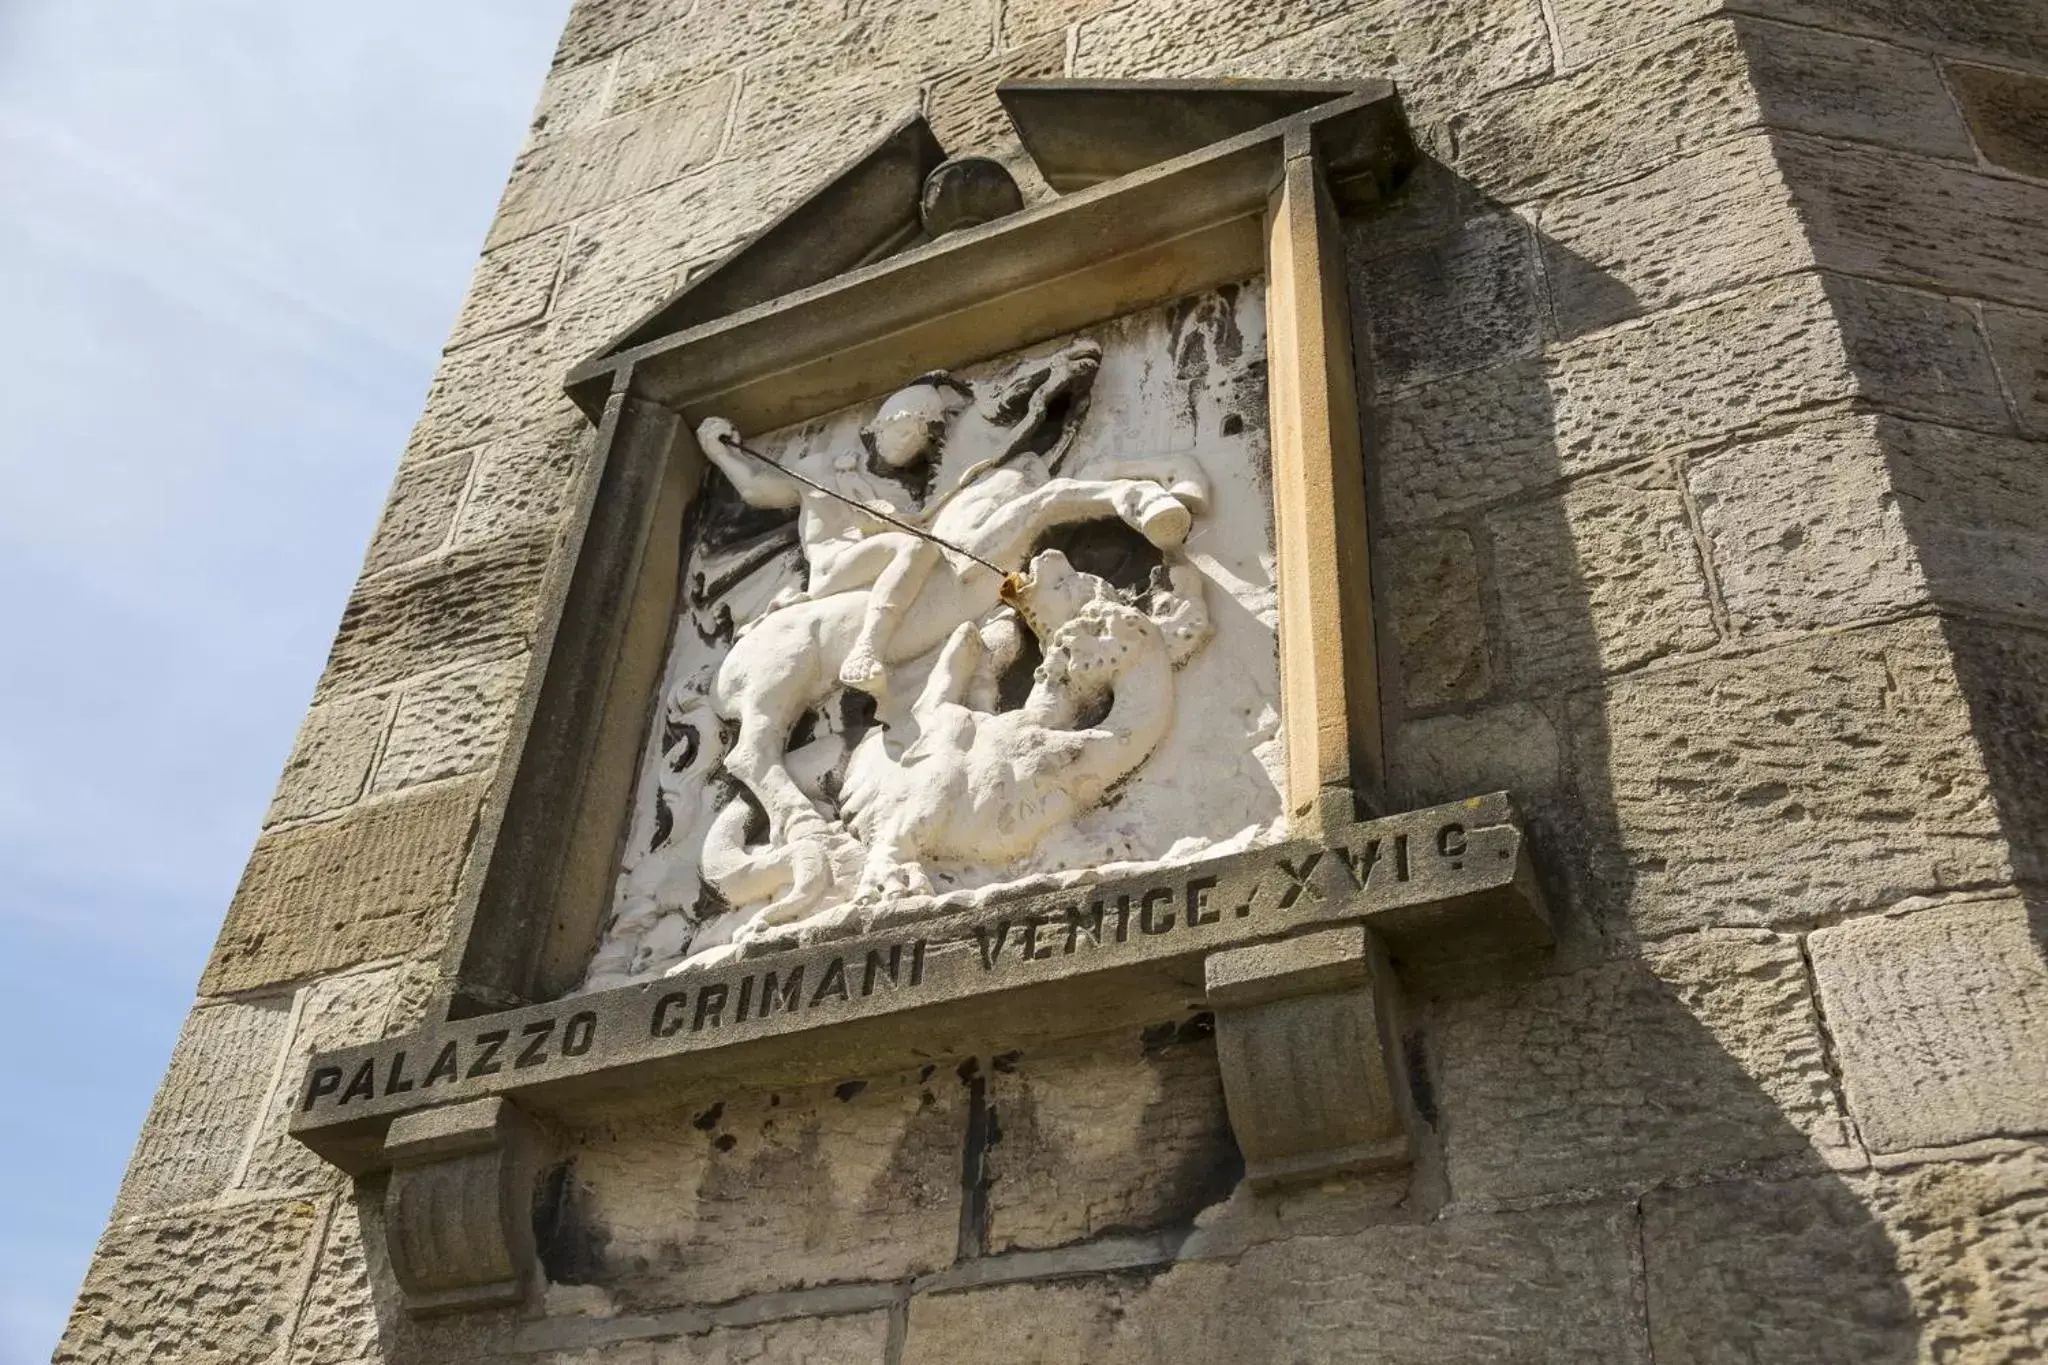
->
[1072,0,1353,78]
[368,654,526,797]
[1643,1173,1919,1364]
[266,692,389,826]
[1646,1148,2048,1364]
[1534,135,1807,338]
[1573,617,2009,936]
[1982,305,2048,439]
[285,1194,385,1365]
[449,228,570,349]
[1384,525,1492,710]
[241,964,416,1196]
[552,0,688,70]
[1445,24,1757,204]
[1379,273,1853,525]
[56,1197,324,1365]
[1811,898,2048,1154]
[552,1067,964,1308]
[1488,465,1719,689]
[1178,0,1553,106]
[202,778,484,995]
[1755,0,2048,68]
[491,77,737,248]
[1353,212,1540,392]
[1782,134,2048,312]
[528,55,616,150]
[451,415,591,553]
[1948,61,2048,178]
[904,1201,1645,1363]
[1691,417,1920,634]
[112,998,292,1220]
[1390,702,1563,807]
[1003,0,1110,46]
[925,34,1064,201]
[403,320,573,467]
[1946,619,2048,884]
[554,1313,895,1363]
[1434,931,1844,1202]
[984,1029,1236,1253]
[315,532,551,703]
[1743,18,1976,157]
[1832,274,2015,430]
[1882,419,2048,620]
[361,450,471,576]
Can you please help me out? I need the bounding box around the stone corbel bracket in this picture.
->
[380,1097,543,1317]
[1207,926,1411,1187]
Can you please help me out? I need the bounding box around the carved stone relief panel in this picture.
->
[583,283,1283,990]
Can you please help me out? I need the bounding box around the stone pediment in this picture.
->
[290,80,1551,1318]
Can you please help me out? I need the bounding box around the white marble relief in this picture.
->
[582,284,1283,991]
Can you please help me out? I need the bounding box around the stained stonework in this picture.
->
[65,1,2048,1362]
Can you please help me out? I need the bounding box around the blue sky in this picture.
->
[0,1,569,1356]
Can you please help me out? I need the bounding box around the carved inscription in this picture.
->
[294,796,1531,1137]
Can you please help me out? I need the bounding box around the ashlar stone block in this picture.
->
[450,414,591,554]
[1434,930,1845,1203]
[1534,134,1809,339]
[1742,18,1976,158]
[1947,61,2048,179]
[1352,212,1541,393]
[361,450,472,577]
[56,1197,325,1365]
[552,1065,964,1308]
[369,654,527,798]
[552,1314,895,1364]
[1810,897,2048,1154]
[265,691,390,827]
[448,227,570,350]
[1486,464,1719,690]
[1573,617,2010,935]
[201,777,485,996]
[904,1200,1645,1363]
[111,997,293,1220]
[983,1028,1237,1253]
[1383,525,1492,711]
[1003,0,1111,48]
[1981,305,2048,439]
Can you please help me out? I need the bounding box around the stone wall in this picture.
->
[58,1,2048,1361]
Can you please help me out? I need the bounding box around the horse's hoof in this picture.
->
[838,648,889,695]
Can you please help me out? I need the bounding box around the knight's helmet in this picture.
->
[861,371,973,470]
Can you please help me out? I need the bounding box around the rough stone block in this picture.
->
[1073,0,1356,78]
[491,77,737,248]
[1946,619,2048,884]
[449,413,591,555]
[285,1193,387,1365]
[527,55,617,150]
[552,1314,895,1363]
[315,532,552,703]
[201,778,484,996]
[1948,61,2048,178]
[1689,415,1923,634]
[1543,0,1715,68]
[1782,134,2048,312]
[241,964,416,1196]
[1179,0,1553,107]
[448,228,570,350]
[403,321,575,468]
[1832,274,2015,430]
[111,998,293,1220]
[1390,702,1563,809]
[1643,1174,1919,1363]
[1573,617,2009,936]
[1982,305,2048,439]
[1486,465,1719,689]
[1353,212,1541,392]
[552,0,688,70]
[1434,931,1845,1202]
[361,451,471,576]
[1753,0,2048,68]
[1646,1148,2048,1364]
[369,654,526,797]
[983,1028,1236,1253]
[1810,898,2048,1154]
[925,34,1065,201]
[1743,18,1976,157]
[1533,135,1809,338]
[1881,419,2048,621]
[1003,0,1110,47]
[549,1066,964,1308]
[1378,273,1853,526]
[266,692,389,827]
[720,63,922,174]
[56,1197,324,1365]
[904,1201,1645,1363]
[1445,24,1758,204]
[1384,525,1492,710]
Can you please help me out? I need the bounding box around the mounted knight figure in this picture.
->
[644,337,1213,962]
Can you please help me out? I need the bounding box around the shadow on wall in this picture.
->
[325,156,1967,1363]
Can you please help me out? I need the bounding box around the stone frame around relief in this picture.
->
[288,84,1553,1309]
